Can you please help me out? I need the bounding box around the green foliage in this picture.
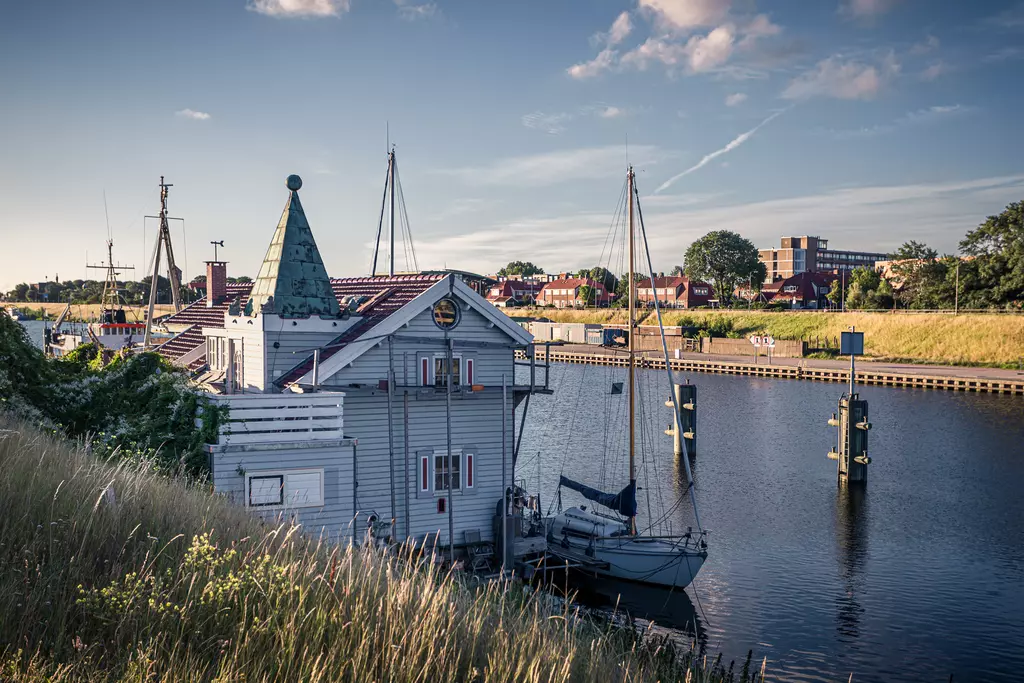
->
[578,284,594,305]
[497,260,544,277]
[958,201,1024,309]
[0,313,220,475]
[577,266,618,294]
[683,231,765,304]
[845,267,893,310]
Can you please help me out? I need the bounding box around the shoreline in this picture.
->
[528,344,1024,396]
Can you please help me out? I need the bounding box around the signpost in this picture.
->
[750,334,775,363]
[841,327,864,395]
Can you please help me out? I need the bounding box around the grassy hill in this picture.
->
[513,307,1024,367]
[0,419,755,682]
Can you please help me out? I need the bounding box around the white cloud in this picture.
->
[638,0,731,31]
[175,108,211,121]
[841,0,899,19]
[247,0,349,17]
[521,111,573,135]
[598,106,624,119]
[435,145,666,187]
[621,24,736,74]
[983,3,1024,30]
[606,11,633,46]
[412,175,1024,273]
[654,109,785,193]
[920,62,947,81]
[738,14,782,49]
[824,104,973,139]
[782,54,899,100]
[910,34,940,55]
[725,92,747,106]
[567,47,618,79]
[394,0,437,20]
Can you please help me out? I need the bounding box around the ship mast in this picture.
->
[389,147,396,277]
[86,240,134,314]
[143,177,182,349]
[627,165,637,536]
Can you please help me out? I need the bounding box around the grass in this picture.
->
[514,307,1024,367]
[0,418,757,682]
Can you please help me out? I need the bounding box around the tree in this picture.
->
[683,231,765,305]
[497,261,544,278]
[577,284,593,307]
[888,241,949,309]
[229,276,253,284]
[669,265,684,276]
[578,266,618,294]
[844,267,893,310]
[959,201,1024,308]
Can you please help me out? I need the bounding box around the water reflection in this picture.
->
[567,574,707,648]
[835,481,868,641]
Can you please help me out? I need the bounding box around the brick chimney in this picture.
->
[206,261,227,308]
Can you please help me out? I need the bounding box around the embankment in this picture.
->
[9,302,178,321]
[512,308,1024,368]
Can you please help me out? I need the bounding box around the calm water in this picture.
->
[516,362,1024,683]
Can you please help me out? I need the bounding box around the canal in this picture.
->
[516,362,1024,683]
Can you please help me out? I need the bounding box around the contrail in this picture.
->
[654,109,786,194]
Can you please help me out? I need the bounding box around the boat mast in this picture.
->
[389,147,396,277]
[143,177,181,349]
[627,165,637,536]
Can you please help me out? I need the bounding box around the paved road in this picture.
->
[553,344,1024,381]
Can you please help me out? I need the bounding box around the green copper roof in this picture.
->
[247,175,341,319]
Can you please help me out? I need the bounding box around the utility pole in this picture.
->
[954,259,960,316]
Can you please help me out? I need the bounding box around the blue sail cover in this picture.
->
[559,476,637,517]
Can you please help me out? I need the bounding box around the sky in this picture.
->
[2,0,1024,290]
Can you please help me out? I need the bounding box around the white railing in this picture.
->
[207,392,344,446]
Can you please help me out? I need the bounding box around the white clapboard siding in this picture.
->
[207,392,345,445]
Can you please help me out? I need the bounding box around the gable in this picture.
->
[292,275,532,387]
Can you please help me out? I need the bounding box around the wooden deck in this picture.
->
[519,347,1024,395]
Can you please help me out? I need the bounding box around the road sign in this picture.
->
[749,335,761,347]
[841,331,864,356]
[764,335,776,349]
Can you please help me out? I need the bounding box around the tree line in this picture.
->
[3,275,253,306]
[494,201,1023,311]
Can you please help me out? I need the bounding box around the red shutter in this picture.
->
[467,454,474,488]
[420,455,429,491]
[466,359,474,385]
[421,358,429,386]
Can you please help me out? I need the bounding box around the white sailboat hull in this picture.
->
[547,507,707,590]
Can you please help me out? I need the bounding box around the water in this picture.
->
[19,320,90,350]
[516,362,1024,683]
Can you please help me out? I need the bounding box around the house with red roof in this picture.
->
[485,279,545,307]
[536,277,612,308]
[760,271,837,309]
[636,275,713,309]
[155,174,538,552]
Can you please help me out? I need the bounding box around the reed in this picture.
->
[0,418,757,682]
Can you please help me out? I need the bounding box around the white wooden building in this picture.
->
[163,175,540,553]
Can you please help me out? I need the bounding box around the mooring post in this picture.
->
[829,328,871,483]
[665,380,696,457]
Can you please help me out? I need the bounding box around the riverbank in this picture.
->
[4,302,178,322]
[511,308,1024,368]
[0,419,752,682]
[533,344,1024,395]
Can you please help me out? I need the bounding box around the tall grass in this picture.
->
[0,418,753,682]
[515,307,1024,366]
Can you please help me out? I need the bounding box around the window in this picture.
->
[433,355,461,388]
[434,452,461,491]
[418,449,475,495]
[245,469,324,509]
[248,475,283,507]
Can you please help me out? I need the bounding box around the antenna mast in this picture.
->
[389,146,396,277]
[86,240,134,313]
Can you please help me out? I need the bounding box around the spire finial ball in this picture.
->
[286,174,302,191]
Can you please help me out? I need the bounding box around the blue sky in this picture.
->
[2,0,1023,289]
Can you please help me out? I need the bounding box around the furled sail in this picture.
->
[559,476,637,517]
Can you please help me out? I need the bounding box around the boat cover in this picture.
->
[559,476,637,517]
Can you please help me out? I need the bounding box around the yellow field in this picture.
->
[513,307,1024,366]
[15,302,178,322]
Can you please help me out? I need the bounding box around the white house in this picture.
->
[158,175,539,554]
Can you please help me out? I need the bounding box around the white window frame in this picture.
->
[419,448,474,495]
[244,468,325,510]
[432,353,463,388]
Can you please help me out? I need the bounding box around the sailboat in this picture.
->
[545,166,708,589]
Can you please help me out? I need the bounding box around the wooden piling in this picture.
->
[665,381,696,457]
[828,394,871,483]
